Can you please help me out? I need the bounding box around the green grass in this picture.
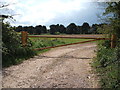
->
[29,37,93,54]
[55,38,91,44]
[30,37,92,43]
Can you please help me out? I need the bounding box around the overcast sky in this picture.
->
[1,0,107,27]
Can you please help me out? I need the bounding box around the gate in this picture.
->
[21,31,116,50]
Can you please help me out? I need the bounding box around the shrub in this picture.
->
[2,22,36,67]
[93,39,120,89]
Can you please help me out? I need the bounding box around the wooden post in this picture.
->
[111,34,116,48]
[21,31,28,46]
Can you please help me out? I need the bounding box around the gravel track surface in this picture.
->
[2,42,100,88]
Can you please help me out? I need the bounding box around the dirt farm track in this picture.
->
[2,42,100,88]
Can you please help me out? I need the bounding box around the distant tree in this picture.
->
[77,26,82,34]
[15,25,47,35]
[42,26,47,33]
[15,26,23,32]
[91,24,98,34]
[88,24,98,34]
[26,26,35,34]
[82,22,90,34]
[50,25,57,34]
[66,23,77,34]
[49,24,66,34]
[56,24,60,33]
[58,24,66,33]
[23,26,29,32]
[35,25,42,34]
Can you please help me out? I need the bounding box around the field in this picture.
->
[29,36,93,52]
[28,34,102,53]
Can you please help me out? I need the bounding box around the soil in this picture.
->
[2,42,100,88]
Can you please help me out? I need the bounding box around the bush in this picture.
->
[2,22,36,67]
[93,40,120,89]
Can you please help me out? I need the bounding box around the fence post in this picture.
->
[111,34,116,48]
[21,31,28,46]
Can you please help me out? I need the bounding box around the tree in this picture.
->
[42,26,47,33]
[50,25,57,34]
[58,24,66,33]
[81,22,90,34]
[77,26,82,34]
[103,2,120,38]
[23,26,29,32]
[66,23,77,34]
[90,24,98,34]
[27,26,35,34]
[15,26,23,32]
[94,2,120,89]
[35,25,42,35]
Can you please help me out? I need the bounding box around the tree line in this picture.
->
[15,22,104,35]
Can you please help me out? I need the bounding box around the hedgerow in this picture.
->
[2,22,36,67]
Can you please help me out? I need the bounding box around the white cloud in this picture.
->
[1,0,88,26]
[1,0,101,26]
